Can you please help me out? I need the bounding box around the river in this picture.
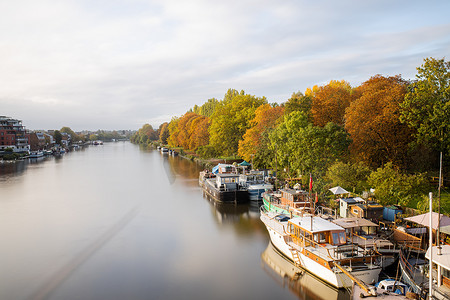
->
[0,142,350,300]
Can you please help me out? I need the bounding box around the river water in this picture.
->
[0,142,350,300]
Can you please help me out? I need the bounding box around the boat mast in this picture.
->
[429,192,433,300]
[437,151,442,256]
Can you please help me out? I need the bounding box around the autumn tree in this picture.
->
[400,57,450,158]
[209,89,267,156]
[345,75,413,168]
[60,127,80,142]
[311,80,353,127]
[238,104,284,164]
[167,117,180,147]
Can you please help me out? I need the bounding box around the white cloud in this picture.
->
[0,0,449,130]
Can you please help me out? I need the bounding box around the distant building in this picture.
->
[0,116,30,153]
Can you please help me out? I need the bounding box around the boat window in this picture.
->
[331,232,347,245]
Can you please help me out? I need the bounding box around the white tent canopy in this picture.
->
[404,212,450,230]
[329,186,349,195]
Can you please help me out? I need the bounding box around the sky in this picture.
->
[1,0,449,131]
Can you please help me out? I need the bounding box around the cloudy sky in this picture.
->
[1,0,449,131]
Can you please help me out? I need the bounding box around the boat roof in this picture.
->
[405,212,450,230]
[289,216,344,233]
[426,245,450,269]
[333,217,377,228]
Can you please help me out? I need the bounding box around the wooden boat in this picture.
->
[261,242,348,300]
[262,188,313,215]
[332,217,398,269]
[398,248,428,296]
[260,208,382,289]
[202,173,249,203]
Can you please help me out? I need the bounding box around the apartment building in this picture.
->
[0,116,30,153]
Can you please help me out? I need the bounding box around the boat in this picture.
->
[352,279,410,299]
[239,171,273,201]
[202,173,249,203]
[332,217,398,269]
[29,151,44,158]
[198,170,216,188]
[426,245,450,300]
[260,208,382,289]
[160,147,169,154]
[261,242,349,300]
[262,188,313,215]
[398,248,428,297]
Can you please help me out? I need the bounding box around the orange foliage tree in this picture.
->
[345,75,413,167]
[238,104,284,163]
[311,80,353,127]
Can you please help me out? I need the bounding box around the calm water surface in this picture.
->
[0,142,350,300]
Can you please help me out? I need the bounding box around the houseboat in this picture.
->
[262,188,313,215]
[332,217,398,269]
[261,242,349,300]
[260,208,382,289]
[239,171,273,201]
[29,151,44,158]
[202,173,249,203]
[160,147,169,154]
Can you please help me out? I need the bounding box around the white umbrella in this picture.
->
[329,186,349,195]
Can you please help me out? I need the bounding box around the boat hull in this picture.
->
[202,179,249,203]
[262,218,381,288]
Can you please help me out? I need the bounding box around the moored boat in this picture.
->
[202,173,249,203]
[29,151,44,158]
[260,208,382,289]
[262,188,313,215]
[332,217,398,269]
[239,171,273,201]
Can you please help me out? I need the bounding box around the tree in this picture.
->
[209,90,267,156]
[238,104,284,163]
[200,98,219,117]
[158,122,170,144]
[60,127,80,142]
[367,162,429,207]
[311,80,353,127]
[326,161,371,194]
[400,57,450,156]
[53,130,62,145]
[284,92,312,118]
[269,111,350,183]
[345,75,413,168]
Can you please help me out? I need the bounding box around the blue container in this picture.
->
[383,206,402,222]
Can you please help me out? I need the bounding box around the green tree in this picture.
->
[60,127,80,142]
[284,92,312,118]
[326,161,371,194]
[158,122,170,144]
[209,90,267,156]
[367,162,429,207]
[53,130,62,145]
[270,111,350,185]
[200,98,219,117]
[400,57,450,155]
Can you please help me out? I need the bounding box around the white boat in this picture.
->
[352,279,410,299]
[239,172,273,201]
[260,208,382,289]
[332,217,398,269]
[29,151,44,158]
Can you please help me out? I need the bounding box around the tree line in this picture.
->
[131,57,449,211]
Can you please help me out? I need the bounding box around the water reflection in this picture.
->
[261,242,350,300]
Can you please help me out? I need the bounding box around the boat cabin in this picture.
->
[426,245,450,296]
[215,173,241,191]
[280,188,311,210]
[288,216,347,247]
